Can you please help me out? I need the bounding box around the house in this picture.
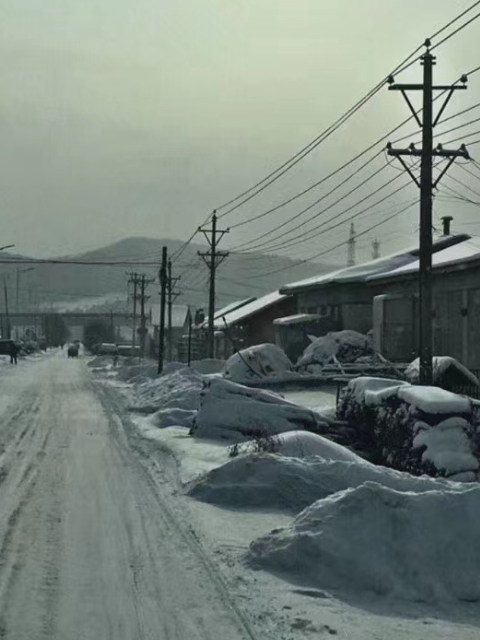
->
[279,235,468,335]
[202,291,295,359]
[367,234,480,370]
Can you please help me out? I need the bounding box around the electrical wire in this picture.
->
[238,174,411,256]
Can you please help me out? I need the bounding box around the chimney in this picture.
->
[441,215,453,236]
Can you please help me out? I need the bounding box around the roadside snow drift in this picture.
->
[188,452,452,513]
[128,366,205,415]
[224,343,294,383]
[248,482,480,601]
[191,378,325,441]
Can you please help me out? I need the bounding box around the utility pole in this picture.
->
[387,42,468,385]
[167,259,181,362]
[347,223,356,267]
[198,212,229,358]
[158,246,168,374]
[3,279,11,340]
[128,273,140,354]
[372,238,381,260]
[138,274,153,359]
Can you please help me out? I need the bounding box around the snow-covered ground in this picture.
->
[94,357,480,640]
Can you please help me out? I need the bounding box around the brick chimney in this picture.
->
[441,215,453,236]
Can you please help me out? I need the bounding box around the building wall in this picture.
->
[243,298,296,346]
[296,284,374,333]
[370,266,480,369]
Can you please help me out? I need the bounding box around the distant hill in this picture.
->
[0,237,340,312]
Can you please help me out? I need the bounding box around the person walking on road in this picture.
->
[9,342,18,365]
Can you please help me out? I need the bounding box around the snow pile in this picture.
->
[338,377,478,478]
[224,343,294,383]
[188,453,453,513]
[117,363,158,384]
[128,366,205,415]
[150,407,197,430]
[248,482,480,601]
[191,378,325,441]
[296,330,379,373]
[189,359,226,375]
[273,431,361,461]
[405,356,479,389]
[87,355,113,368]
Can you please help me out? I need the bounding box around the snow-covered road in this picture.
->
[0,355,256,640]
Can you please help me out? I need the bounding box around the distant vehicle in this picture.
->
[67,345,79,358]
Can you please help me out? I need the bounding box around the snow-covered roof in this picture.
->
[368,236,480,282]
[280,234,469,293]
[150,304,190,328]
[273,313,322,326]
[200,298,255,328]
[214,291,289,328]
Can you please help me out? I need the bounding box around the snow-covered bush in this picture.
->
[296,330,382,374]
[191,377,326,441]
[337,377,479,479]
[405,356,479,391]
[248,482,480,601]
[224,343,294,383]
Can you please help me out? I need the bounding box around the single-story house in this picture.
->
[202,291,296,359]
[367,235,480,370]
[279,234,469,335]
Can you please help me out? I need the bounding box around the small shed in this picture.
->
[273,313,340,362]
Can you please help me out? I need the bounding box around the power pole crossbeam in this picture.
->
[387,44,469,386]
[198,212,229,359]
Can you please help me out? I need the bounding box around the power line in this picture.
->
[244,201,417,281]
[239,175,412,256]
[430,6,480,51]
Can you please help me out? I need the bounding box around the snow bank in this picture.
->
[188,454,453,513]
[87,355,113,368]
[296,330,376,373]
[405,356,479,388]
[191,378,324,441]
[224,343,293,383]
[189,359,226,375]
[248,482,480,601]
[129,366,205,414]
[274,431,362,461]
[149,407,197,430]
[117,363,158,384]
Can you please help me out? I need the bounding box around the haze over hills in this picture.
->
[0,237,340,312]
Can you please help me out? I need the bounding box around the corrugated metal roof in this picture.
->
[368,236,480,282]
[280,235,469,293]
[214,290,288,329]
[200,298,255,329]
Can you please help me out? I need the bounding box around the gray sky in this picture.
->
[1,0,479,261]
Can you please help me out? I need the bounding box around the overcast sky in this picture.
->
[1,0,480,261]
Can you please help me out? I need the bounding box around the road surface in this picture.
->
[0,355,256,640]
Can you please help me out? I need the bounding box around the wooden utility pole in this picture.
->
[3,279,11,340]
[128,273,139,354]
[158,246,168,374]
[347,223,356,267]
[387,42,468,385]
[138,274,153,359]
[167,259,181,362]
[198,212,229,358]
